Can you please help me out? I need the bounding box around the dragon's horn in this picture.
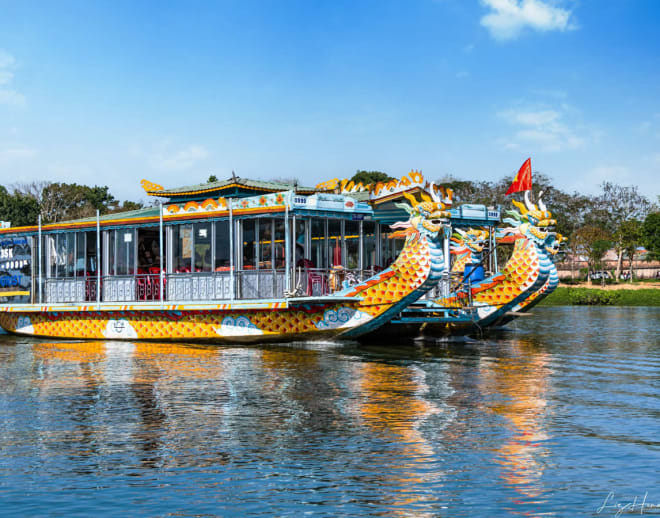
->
[394,201,413,214]
[402,191,418,206]
[511,199,528,216]
[538,191,547,213]
[420,191,432,203]
[428,182,441,203]
[524,190,537,212]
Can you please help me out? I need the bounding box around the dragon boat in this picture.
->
[0,174,455,343]
[367,190,560,340]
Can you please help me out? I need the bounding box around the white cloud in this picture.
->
[132,142,210,172]
[480,0,574,40]
[0,50,15,69]
[0,146,36,164]
[0,89,26,107]
[0,49,25,107]
[0,70,13,85]
[497,104,588,152]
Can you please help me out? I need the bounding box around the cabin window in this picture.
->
[113,229,136,275]
[328,219,342,267]
[214,220,231,270]
[137,228,161,272]
[344,220,360,270]
[75,232,86,277]
[363,221,376,269]
[293,218,306,267]
[273,219,285,269]
[172,224,192,273]
[310,219,326,269]
[258,219,272,269]
[59,233,74,278]
[84,231,98,275]
[380,229,404,268]
[241,220,256,270]
[194,222,212,272]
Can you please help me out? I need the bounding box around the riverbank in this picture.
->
[540,286,660,306]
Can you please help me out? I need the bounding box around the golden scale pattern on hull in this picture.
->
[440,237,540,309]
[0,304,368,342]
[347,235,432,311]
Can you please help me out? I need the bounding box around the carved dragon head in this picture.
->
[545,232,566,257]
[501,190,556,248]
[452,228,489,256]
[390,183,452,240]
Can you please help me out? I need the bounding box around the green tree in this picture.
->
[594,182,652,279]
[617,219,643,282]
[351,170,393,185]
[572,225,612,286]
[0,186,40,227]
[641,212,660,261]
[207,174,218,183]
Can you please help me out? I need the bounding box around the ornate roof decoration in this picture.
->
[140,179,164,193]
[316,170,453,208]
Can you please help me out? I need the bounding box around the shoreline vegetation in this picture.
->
[539,283,660,306]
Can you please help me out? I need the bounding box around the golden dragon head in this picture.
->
[502,190,556,246]
[391,183,452,240]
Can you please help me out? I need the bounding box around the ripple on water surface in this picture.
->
[0,306,658,517]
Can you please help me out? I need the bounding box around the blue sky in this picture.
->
[1,0,659,202]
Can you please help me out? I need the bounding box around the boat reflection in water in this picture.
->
[348,357,447,516]
[477,337,552,508]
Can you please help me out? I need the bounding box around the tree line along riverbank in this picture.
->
[539,286,660,306]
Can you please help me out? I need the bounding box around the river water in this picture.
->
[0,306,658,517]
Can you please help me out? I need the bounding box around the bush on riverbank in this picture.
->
[540,288,660,306]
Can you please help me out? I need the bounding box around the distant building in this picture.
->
[557,247,660,280]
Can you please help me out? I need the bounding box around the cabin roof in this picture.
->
[142,175,320,199]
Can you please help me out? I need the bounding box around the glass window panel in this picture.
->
[172,225,192,273]
[242,220,256,270]
[273,219,285,270]
[116,229,136,275]
[380,228,404,268]
[258,219,272,270]
[363,221,376,269]
[310,219,326,269]
[344,220,360,270]
[55,234,67,278]
[65,233,75,278]
[137,229,160,271]
[75,232,86,277]
[107,230,116,275]
[293,218,305,267]
[194,222,212,272]
[214,220,231,270]
[85,231,97,275]
[328,219,342,267]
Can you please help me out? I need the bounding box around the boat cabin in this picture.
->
[0,174,500,306]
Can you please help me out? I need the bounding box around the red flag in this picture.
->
[505,158,532,195]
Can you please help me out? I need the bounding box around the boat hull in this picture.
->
[0,299,373,343]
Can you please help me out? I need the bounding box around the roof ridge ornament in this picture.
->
[140,179,164,193]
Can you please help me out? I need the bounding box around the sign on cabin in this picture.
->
[0,237,31,302]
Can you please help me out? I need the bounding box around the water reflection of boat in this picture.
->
[478,339,551,502]
[350,359,443,515]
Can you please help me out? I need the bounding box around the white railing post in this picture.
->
[284,200,290,298]
[38,215,43,304]
[159,201,164,307]
[229,199,234,300]
[96,210,101,310]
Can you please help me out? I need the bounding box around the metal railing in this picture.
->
[42,267,392,304]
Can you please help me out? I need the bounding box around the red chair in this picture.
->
[307,272,327,296]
